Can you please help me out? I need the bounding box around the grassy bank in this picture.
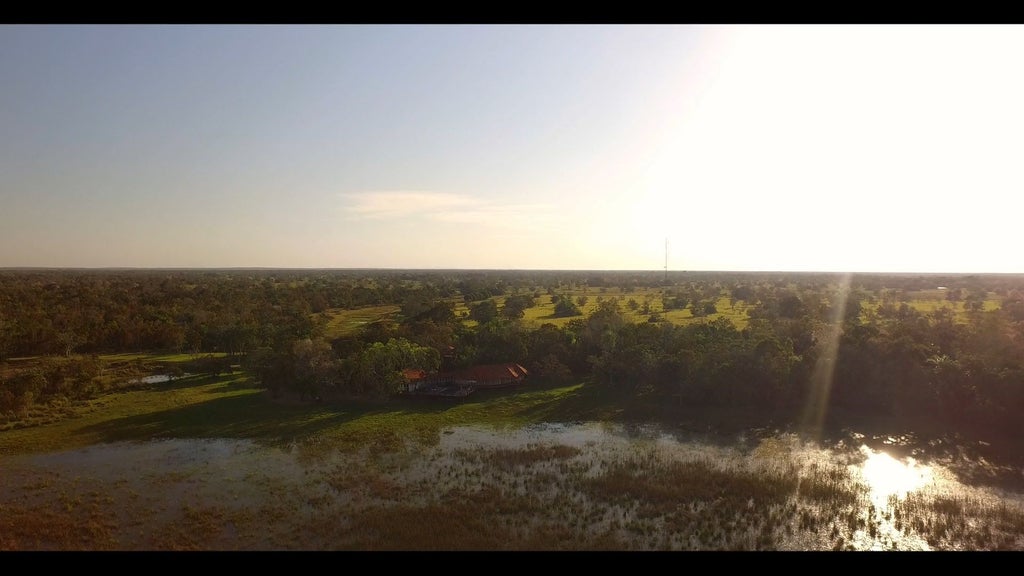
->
[0,371,602,457]
[3,366,1019,476]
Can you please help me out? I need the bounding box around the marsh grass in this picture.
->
[585,457,796,507]
[470,444,582,472]
[324,463,401,501]
[2,365,1023,550]
[798,464,860,506]
[890,490,1024,550]
[3,428,1022,550]
[0,496,118,550]
[342,499,612,550]
[142,504,257,551]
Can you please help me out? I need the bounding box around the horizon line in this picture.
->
[0,267,1021,276]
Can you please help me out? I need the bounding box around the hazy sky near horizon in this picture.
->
[3,24,1023,272]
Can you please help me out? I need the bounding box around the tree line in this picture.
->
[2,269,1023,439]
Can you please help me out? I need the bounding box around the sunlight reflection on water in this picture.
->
[859,445,933,506]
[3,424,1021,550]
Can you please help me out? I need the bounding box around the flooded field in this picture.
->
[2,422,1023,550]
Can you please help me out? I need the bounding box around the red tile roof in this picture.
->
[402,368,427,382]
[446,363,528,383]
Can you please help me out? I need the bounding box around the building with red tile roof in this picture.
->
[443,363,529,388]
[399,362,528,396]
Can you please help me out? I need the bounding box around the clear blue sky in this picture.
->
[2,24,1023,272]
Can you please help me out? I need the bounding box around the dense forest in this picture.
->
[2,269,1023,442]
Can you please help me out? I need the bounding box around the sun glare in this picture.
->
[859,445,933,505]
[800,273,851,439]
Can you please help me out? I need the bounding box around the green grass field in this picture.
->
[0,369,604,457]
[860,292,1001,323]
[319,305,401,339]
[319,284,985,342]
[316,287,1000,339]
[497,288,749,330]
[97,352,229,364]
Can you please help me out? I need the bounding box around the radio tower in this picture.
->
[664,238,668,285]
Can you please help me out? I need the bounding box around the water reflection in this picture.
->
[1,424,1021,550]
[129,373,189,385]
[858,445,933,506]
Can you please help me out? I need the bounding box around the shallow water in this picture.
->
[1,422,1022,550]
[130,374,188,385]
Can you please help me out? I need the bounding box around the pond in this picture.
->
[129,373,190,385]
[1,422,1022,550]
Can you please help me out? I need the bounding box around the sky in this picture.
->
[2,24,1024,273]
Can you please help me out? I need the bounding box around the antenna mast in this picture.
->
[664,237,668,285]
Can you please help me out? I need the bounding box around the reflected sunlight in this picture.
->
[859,445,933,505]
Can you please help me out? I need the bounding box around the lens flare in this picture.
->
[801,272,851,440]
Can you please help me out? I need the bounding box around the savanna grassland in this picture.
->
[1,269,1023,550]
